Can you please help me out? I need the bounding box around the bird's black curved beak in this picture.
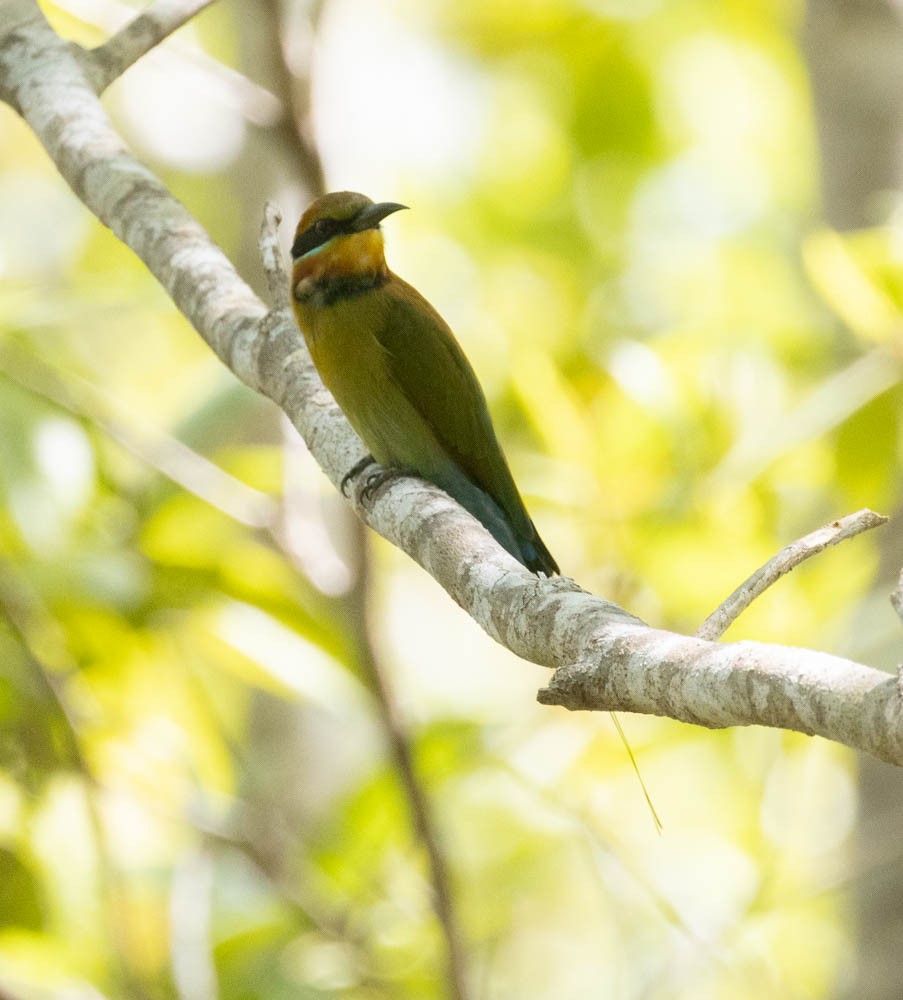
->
[352,201,408,231]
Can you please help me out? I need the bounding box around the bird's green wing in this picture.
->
[373,275,532,536]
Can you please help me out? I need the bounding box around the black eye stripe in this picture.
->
[292,217,353,260]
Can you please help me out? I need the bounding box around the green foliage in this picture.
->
[0,848,44,931]
[0,0,896,996]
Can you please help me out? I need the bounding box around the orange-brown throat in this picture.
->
[292,229,388,305]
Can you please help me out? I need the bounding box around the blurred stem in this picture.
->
[343,526,471,1000]
[87,0,218,92]
[258,0,326,197]
[232,0,327,283]
[0,569,149,1000]
[804,6,903,999]
[500,761,730,967]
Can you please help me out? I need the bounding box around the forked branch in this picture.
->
[86,0,217,91]
[2,0,902,765]
[697,508,888,641]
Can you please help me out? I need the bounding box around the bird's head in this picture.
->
[291,192,407,294]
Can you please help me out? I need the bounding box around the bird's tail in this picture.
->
[436,468,560,577]
[519,523,559,577]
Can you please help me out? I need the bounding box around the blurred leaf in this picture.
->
[803,227,903,343]
[0,848,44,930]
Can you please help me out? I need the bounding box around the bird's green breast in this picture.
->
[298,287,456,479]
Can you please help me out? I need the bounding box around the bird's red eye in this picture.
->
[314,219,333,236]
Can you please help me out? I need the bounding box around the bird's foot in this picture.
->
[360,466,406,504]
[340,454,376,497]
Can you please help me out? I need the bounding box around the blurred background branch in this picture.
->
[86,0,218,91]
[803,3,903,996]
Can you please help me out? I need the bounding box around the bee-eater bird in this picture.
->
[290,191,559,576]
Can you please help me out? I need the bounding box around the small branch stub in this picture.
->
[891,568,903,625]
[260,201,291,314]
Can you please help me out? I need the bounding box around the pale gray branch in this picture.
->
[697,508,889,641]
[536,622,901,765]
[891,571,903,701]
[2,0,903,765]
[85,0,217,91]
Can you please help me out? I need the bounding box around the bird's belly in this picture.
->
[309,318,452,478]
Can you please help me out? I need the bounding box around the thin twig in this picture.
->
[86,0,217,91]
[697,508,888,641]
